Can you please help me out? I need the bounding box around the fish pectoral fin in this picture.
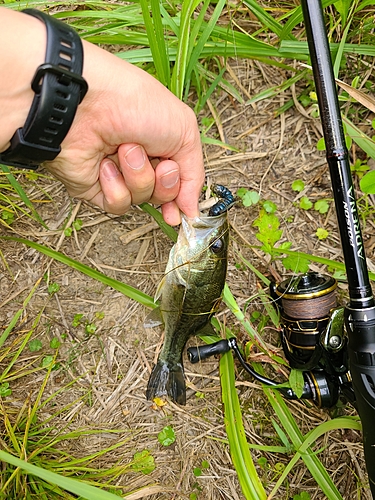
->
[144,306,164,328]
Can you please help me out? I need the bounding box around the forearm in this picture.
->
[0,7,46,152]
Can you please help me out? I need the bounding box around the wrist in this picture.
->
[0,8,46,152]
[0,8,87,169]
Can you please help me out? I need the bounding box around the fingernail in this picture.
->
[102,160,119,180]
[160,169,179,189]
[124,145,146,170]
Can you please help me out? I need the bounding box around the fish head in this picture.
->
[168,211,229,286]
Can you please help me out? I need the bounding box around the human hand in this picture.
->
[45,41,204,225]
[0,8,205,226]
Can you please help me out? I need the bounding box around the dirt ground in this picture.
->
[1,54,374,499]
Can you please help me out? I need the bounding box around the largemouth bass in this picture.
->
[146,207,230,405]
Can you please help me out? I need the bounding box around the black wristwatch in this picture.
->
[0,9,88,170]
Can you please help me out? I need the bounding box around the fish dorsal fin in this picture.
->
[144,306,164,329]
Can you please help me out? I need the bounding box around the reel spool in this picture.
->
[274,272,337,319]
[272,272,337,367]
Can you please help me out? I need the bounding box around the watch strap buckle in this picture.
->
[32,63,88,103]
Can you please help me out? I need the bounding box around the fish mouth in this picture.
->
[179,212,227,247]
[184,212,228,224]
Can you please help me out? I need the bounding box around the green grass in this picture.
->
[2,220,373,499]
[0,281,149,499]
[1,0,375,498]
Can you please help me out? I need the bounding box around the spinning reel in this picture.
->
[188,271,355,409]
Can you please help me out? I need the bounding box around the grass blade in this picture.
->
[223,284,268,351]
[0,236,155,309]
[332,8,353,79]
[0,450,125,500]
[140,0,170,87]
[243,0,296,40]
[246,70,308,105]
[197,62,245,105]
[0,278,41,349]
[220,348,267,500]
[171,0,200,99]
[279,0,335,40]
[280,40,375,58]
[234,250,270,286]
[270,246,375,281]
[336,78,375,113]
[269,416,360,497]
[117,40,285,65]
[159,2,180,37]
[200,136,239,151]
[267,410,362,500]
[0,301,45,385]
[265,388,344,499]
[139,203,177,242]
[0,165,47,228]
[185,0,227,97]
[343,116,375,161]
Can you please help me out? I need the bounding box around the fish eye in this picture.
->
[210,238,224,254]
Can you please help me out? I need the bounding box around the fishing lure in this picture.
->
[208,185,236,217]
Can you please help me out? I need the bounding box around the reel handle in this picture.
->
[188,327,351,407]
[187,339,231,364]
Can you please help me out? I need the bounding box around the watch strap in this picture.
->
[0,9,88,169]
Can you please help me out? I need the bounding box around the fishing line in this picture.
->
[191,0,368,423]
[214,6,312,304]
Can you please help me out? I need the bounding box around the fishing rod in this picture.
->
[302,0,375,494]
[188,0,375,494]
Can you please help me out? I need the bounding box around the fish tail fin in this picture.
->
[168,365,186,405]
[146,361,186,405]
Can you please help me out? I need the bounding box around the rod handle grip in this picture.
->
[349,361,375,495]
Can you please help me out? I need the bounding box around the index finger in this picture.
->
[172,128,205,218]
